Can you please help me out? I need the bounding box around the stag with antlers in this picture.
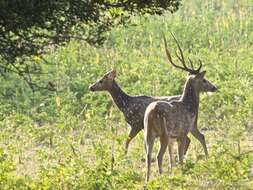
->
[89,34,214,158]
[144,33,217,182]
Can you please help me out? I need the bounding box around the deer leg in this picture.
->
[178,136,186,164]
[184,136,191,155]
[125,127,141,155]
[157,136,168,174]
[168,138,174,173]
[145,137,154,183]
[190,127,208,156]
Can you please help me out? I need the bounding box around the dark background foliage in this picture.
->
[0,0,180,90]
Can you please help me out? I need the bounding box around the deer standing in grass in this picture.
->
[89,71,194,155]
[89,37,211,158]
[144,34,217,183]
[89,70,184,154]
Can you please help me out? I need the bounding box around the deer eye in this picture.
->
[203,79,207,83]
[99,80,103,84]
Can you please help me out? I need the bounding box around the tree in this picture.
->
[0,0,181,91]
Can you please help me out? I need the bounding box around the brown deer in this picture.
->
[144,34,217,183]
[89,70,191,155]
[89,35,212,157]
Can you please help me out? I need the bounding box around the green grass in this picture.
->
[0,0,253,189]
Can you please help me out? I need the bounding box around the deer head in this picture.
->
[89,70,116,91]
[188,71,217,92]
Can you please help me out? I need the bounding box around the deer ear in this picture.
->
[195,71,206,79]
[108,69,116,79]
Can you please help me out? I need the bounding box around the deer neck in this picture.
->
[180,81,199,114]
[108,80,130,112]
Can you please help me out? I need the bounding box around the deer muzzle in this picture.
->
[89,85,95,91]
[211,86,218,92]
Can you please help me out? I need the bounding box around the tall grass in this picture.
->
[0,0,252,189]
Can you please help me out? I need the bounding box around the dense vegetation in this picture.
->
[0,0,252,189]
[0,0,180,90]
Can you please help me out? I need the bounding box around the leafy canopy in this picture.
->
[0,0,180,90]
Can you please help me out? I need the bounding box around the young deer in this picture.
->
[144,34,217,183]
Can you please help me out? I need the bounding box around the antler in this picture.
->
[162,32,202,74]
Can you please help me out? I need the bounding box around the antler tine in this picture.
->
[188,57,202,74]
[175,51,184,63]
[188,58,202,74]
[169,32,189,70]
[188,58,194,70]
[170,32,202,74]
[197,59,203,72]
[162,33,188,71]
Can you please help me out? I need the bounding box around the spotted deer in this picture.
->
[89,70,191,155]
[144,33,217,182]
[89,37,212,157]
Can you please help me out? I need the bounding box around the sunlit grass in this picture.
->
[0,0,252,189]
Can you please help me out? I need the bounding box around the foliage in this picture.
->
[0,149,29,190]
[0,0,180,90]
[0,0,252,189]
